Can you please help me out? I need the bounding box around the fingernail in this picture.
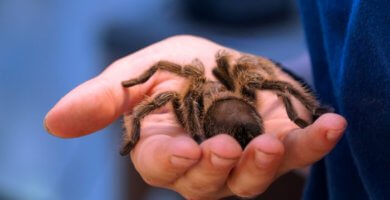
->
[326,130,342,141]
[211,153,237,167]
[255,150,275,168]
[170,155,198,168]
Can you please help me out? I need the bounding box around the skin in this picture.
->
[44,35,347,200]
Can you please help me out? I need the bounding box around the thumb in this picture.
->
[44,54,162,138]
[44,74,135,138]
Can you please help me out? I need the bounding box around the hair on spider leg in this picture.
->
[269,59,335,116]
[119,51,331,155]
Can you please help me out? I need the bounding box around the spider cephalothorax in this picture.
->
[119,51,329,156]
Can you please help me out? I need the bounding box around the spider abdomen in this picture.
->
[203,97,264,148]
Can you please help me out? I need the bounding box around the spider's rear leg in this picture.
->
[260,80,319,114]
[277,93,309,128]
[120,91,183,156]
[122,61,183,87]
[248,80,317,127]
[313,106,335,121]
[266,60,335,118]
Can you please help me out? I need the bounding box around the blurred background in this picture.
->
[0,0,312,199]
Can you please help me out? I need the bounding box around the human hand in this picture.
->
[45,35,347,199]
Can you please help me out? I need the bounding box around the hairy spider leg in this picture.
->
[122,61,184,87]
[181,62,207,143]
[268,59,332,119]
[230,61,265,102]
[212,69,234,91]
[121,59,208,149]
[212,51,235,91]
[183,90,206,143]
[233,56,331,123]
[313,106,334,120]
[232,56,278,102]
[260,80,318,113]
[248,80,318,127]
[120,91,183,156]
[277,92,310,128]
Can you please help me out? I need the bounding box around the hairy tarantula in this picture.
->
[119,51,329,156]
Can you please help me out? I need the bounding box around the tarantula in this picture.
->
[119,51,329,156]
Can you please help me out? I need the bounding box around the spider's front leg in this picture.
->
[183,91,205,143]
[122,61,183,87]
[120,91,183,156]
[181,60,208,143]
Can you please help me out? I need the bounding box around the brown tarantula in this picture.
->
[119,51,329,156]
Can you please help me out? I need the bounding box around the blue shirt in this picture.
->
[299,0,390,199]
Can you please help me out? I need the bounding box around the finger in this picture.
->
[227,134,284,198]
[173,134,242,199]
[131,134,201,187]
[279,113,347,174]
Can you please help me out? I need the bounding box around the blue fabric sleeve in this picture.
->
[298,0,390,199]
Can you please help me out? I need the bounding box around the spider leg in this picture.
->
[120,91,184,156]
[183,90,205,143]
[233,55,277,78]
[233,69,263,102]
[122,61,183,87]
[235,70,311,127]
[258,80,319,114]
[239,85,257,102]
[183,58,206,79]
[212,51,235,91]
[230,56,269,101]
[248,79,332,126]
[215,50,232,75]
[248,80,314,127]
[313,106,335,120]
[212,68,235,91]
[277,92,310,128]
[181,61,207,143]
